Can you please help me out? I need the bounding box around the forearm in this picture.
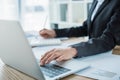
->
[54,27,87,37]
[54,21,88,37]
[72,34,116,58]
[72,9,120,58]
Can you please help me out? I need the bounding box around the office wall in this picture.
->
[0,0,19,20]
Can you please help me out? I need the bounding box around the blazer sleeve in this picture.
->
[54,21,88,37]
[72,9,120,58]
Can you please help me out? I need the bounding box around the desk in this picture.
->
[0,60,94,80]
[0,37,120,80]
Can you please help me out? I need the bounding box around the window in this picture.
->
[20,0,50,31]
[0,0,19,20]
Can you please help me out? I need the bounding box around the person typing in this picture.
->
[39,0,120,66]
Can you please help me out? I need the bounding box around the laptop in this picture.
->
[0,20,90,80]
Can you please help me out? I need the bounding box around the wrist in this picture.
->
[52,30,57,38]
[68,47,77,57]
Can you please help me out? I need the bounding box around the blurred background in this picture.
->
[0,0,93,31]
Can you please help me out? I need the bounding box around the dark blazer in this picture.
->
[55,0,120,57]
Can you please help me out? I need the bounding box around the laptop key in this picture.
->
[40,64,71,78]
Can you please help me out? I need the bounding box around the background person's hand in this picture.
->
[39,29,56,38]
[40,47,77,65]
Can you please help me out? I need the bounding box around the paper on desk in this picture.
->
[25,31,39,37]
[27,37,62,47]
[25,31,69,40]
[76,67,119,80]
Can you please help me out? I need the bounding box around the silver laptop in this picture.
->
[0,20,90,80]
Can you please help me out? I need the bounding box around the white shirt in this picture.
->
[91,0,105,21]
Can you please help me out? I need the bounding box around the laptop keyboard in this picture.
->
[40,64,71,78]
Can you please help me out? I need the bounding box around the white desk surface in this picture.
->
[32,40,120,80]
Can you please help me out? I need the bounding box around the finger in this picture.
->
[39,55,44,65]
[39,29,48,35]
[44,34,53,39]
[42,34,49,38]
[40,32,47,36]
[43,49,60,64]
[40,32,50,38]
[39,55,44,61]
[56,56,65,62]
[39,29,44,34]
[46,52,61,64]
[41,49,55,60]
[40,53,52,65]
[40,49,55,65]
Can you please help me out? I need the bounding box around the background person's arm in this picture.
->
[54,21,88,37]
[39,20,88,38]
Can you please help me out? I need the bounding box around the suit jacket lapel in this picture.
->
[92,0,110,22]
[87,0,110,35]
[88,0,98,19]
[87,0,98,30]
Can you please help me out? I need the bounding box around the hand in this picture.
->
[40,47,77,65]
[39,29,56,38]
